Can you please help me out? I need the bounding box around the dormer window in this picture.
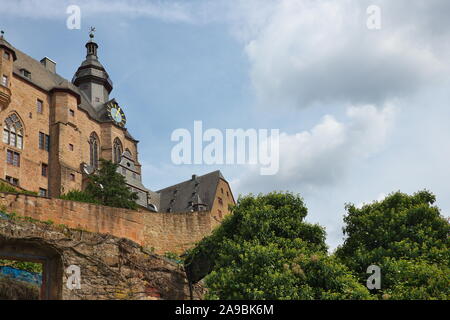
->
[3,51,10,60]
[20,69,31,79]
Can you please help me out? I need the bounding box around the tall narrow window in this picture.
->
[6,150,20,167]
[39,132,50,151]
[89,132,99,170]
[113,138,123,164]
[3,113,24,149]
[41,163,48,177]
[37,99,43,114]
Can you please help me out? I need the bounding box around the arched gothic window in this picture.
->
[89,132,99,170]
[113,138,123,164]
[3,113,24,149]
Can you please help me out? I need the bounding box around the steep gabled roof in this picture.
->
[157,170,225,213]
[12,47,100,119]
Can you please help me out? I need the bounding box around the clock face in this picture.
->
[106,101,126,127]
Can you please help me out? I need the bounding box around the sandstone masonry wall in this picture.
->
[0,193,216,254]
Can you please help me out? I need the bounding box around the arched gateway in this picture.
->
[0,238,64,300]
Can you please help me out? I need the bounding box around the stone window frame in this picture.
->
[89,132,100,170]
[39,188,47,197]
[3,113,24,149]
[36,99,44,114]
[41,163,48,177]
[5,175,19,186]
[39,132,50,152]
[6,149,20,167]
[113,137,123,164]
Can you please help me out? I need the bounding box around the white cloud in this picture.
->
[233,0,450,108]
[0,0,193,22]
[236,104,396,192]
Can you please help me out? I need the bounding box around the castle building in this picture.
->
[0,31,234,215]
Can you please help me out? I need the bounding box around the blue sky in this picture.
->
[1,0,450,250]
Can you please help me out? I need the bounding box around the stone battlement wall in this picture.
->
[0,193,215,254]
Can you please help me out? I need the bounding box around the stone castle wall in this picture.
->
[0,217,205,300]
[0,192,215,254]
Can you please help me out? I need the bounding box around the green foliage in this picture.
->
[336,190,450,299]
[0,259,43,274]
[379,258,450,300]
[164,252,183,264]
[85,159,139,210]
[185,192,371,300]
[60,159,138,210]
[60,190,100,205]
[0,181,37,196]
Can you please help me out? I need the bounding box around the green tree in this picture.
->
[185,192,371,300]
[85,159,139,210]
[61,159,138,209]
[335,190,450,299]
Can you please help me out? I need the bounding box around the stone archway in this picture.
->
[0,215,204,300]
[0,239,64,300]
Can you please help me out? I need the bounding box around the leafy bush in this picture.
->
[336,190,450,299]
[59,190,100,205]
[185,192,371,300]
[0,182,37,196]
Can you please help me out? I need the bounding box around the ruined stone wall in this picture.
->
[0,192,217,254]
[0,216,204,300]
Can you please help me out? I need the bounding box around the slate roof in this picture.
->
[157,170,225,213]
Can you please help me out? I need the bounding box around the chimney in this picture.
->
[192,174,198,181]
[40,57,56,74]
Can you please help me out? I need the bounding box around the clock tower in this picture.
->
[72,28,113,111]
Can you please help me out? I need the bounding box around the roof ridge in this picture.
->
[156,170,223,193]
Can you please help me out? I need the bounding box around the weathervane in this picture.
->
[89,26,96,39]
